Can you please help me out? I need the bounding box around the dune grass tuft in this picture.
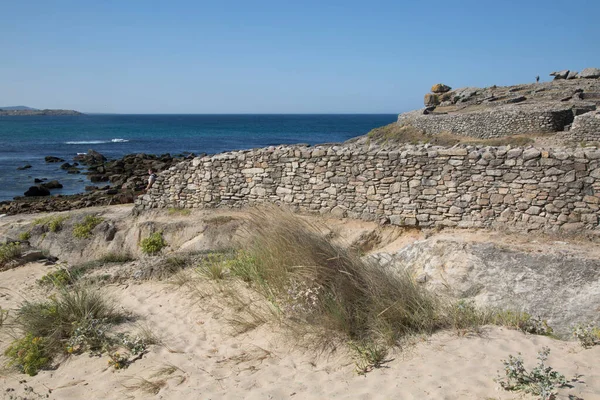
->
[5,285,125,375]
[0,242,22,269]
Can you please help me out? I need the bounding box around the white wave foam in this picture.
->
[65,138,129,145]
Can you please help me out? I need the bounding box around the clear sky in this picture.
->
[1,0,598,114]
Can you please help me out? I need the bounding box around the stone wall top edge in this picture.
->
[179,141,600,167]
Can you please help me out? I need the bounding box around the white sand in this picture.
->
[1,262,599,399]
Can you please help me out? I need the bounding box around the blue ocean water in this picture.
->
[0,114,397,201]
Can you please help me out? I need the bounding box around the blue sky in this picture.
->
[1,0,598,114]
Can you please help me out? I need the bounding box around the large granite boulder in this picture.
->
[580,67,600,79]
[550,70,569,80]
[567,70,579,79]
[431,83,452,93]
[424,93,440,107]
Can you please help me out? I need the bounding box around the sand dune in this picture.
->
[1,262,598,400]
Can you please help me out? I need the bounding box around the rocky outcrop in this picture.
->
[405,74,600,139]
[550,70,570,80]
[368,237,600,336]
[74,150,107,165]
[431,83,451,93]
[580,68,600,79]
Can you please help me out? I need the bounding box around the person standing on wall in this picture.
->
[146,169,157,191]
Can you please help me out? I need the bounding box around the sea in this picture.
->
[0,114,397,202]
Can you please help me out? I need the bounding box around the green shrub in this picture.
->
[4,334,51,376]
[16,286,123,355]
[140,232,166,255]
[38,268,74,287]
[496,347,568,400]
[18,231,31,241]
[0,242,21,268]
[72,215,104,239]
[572,322,600,348]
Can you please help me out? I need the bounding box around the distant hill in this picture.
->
[0,108,83,116]
[0,105,39,111]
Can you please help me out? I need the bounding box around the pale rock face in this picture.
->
[368,238,600,336]
[580,67,600,79]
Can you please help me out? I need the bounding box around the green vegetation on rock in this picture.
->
[140,232,167,255]
[72,215,104,239]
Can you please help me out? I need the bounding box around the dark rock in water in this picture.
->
[85,185,98,191]
[34,178,46,183]
[17,164,32,170]
[42,180,63,189]
[24,186,50,196]
[74,149,107,165]
[60,162,73,170]
[45,156,65,163]
[67,168,81,174]
[90,175,109,183]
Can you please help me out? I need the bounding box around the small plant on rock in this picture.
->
[18,231,31,241]
[572,322,600,348]
[140,232,166,255]
[72,215,104,239]
[34,215,68,233]
[496,347,568,400]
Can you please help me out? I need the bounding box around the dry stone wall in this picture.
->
[567,111,600,142]
[135,143,600,233]
[397,103,574,138]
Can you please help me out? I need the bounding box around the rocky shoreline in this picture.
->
[1,150,194,215]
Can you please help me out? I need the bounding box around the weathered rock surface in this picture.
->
[550,70,569,80]
[580,68,600,79]
[431,83,452,93]
[368,237,600,336]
